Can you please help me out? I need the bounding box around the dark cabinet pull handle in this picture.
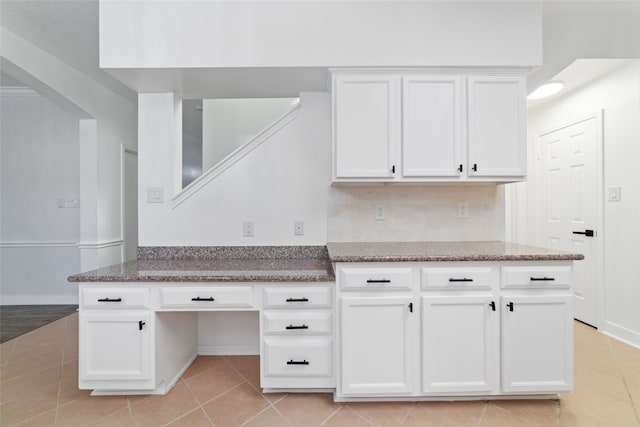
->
[449,278,473,283]
[530,277,555,281]
[392,165,396,174]
[287,359,309,365]
[138,321,146,331]
[458,164,463,173]
[573,229,594,237]
[507,302,514,312]
[286,297,309,302]
[472,163,478,172]
[489,301,496,311]
[191,297,215,301]
[286,324,309,330]
[97,298,122,302]
[366,279,391,284]
[409,302,413,313]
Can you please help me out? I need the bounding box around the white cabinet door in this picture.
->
[467,76,526,177]
[333,75,400,179]
[340,296,415,395]
[501,295,573,393]
[422,296,499,394]
[402,75,464,177]
[79,312,153,385]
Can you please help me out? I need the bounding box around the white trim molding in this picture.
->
[76,240,123,250]
[0,86,40,97]
[172,101,301,208]
[0,241,78,248]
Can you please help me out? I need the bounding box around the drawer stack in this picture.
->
[260,285,335,389]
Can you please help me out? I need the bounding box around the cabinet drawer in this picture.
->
[263,312,332,335]
[263,339,332,377]
[501,266,571,289]
[340,267,413,290]
[421,266,497,290]
[81,287,150,309]
[159,286,254,309]
[263,286,331,308]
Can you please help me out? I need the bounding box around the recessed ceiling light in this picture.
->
[527,81,564,100]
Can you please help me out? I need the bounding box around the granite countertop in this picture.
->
[68,242,583,283]
[326,241,585,262]
[68,246,335,283]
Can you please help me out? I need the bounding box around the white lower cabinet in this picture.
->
[501,295,573,393]
[421,295,499,394]
[79,311,155,390]
[340,295,415,395]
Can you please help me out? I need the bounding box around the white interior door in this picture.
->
[538,114,600,326]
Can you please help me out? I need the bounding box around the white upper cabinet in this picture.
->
[332,74,401,179]
[332,71,527,183]
[467,76,527,177]
[402,75,464,177]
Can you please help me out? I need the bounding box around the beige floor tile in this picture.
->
[243,407,292,427]
[263,391,289,404]
[130,382,199,427]
[0,340,16,365]
[490,399,558,426]
[574,365,631,402]
[0,365,61,403]
[478,404,533,427]
[202,382,270,427]
[321,406,374,426]
[559,390,639,427]
[58,374,92,406]
[14,409,57,427]
[347,401,415,427]
[401,405,457,427]
[225,355,261,389]
[275,392,341,426]
[0,349,64,383]
[186,362,245,404]
[410,401,487,427]
[56,395,128,427]
[165,408,214,427]
[180,356,227,380]
[91,407,135,427]
[0,384,59,426]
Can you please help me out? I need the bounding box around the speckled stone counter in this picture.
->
[68,246,334,283]
[327,241,584,263]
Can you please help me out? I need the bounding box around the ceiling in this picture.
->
[0,1,635,103]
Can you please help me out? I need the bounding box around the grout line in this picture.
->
[342,405,376,426]
[160,406,206,427]
[397,402,416,426]
[475,401,488,427]
[608,337,640,425]
[318,405,344,426]
[269,402,295,427]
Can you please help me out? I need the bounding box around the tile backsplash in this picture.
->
[327,185,504,242]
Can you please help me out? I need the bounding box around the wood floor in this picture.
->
[0,305,78,343]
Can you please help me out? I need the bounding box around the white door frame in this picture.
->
[534,110,605,329]
[120,144,138,263]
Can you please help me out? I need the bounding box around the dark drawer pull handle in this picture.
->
[573,229,594,237]
[366,279,391,284]
[507,302,514,312]
[191,297,215,301]
[286,298,309,302]
[287,359,309,365]
[449,278,473,282]
[286,324,309,330]
[138,321,146,331]
[489,301,496,311]
[97,298,122,302]
[530,277,555,281]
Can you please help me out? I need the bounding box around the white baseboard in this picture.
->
[0,294,79,305]
[198,345,260,356]
[601,320,640,349]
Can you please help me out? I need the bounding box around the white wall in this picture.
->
[508,60,640,347]
[139,91,506,246]
[0,90,80,303]
[100,1,542,69]
[202,98,297,170]
[1,27,137,273]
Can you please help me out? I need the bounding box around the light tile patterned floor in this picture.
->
[1,314,639,426]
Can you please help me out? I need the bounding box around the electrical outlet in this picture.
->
[147,187,164,203]
[375,204,386,221]
[458,202,469,218]
[294,221,304,236]
[242,221,254,237]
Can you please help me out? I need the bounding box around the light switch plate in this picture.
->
[608,186,621,201]
[458,202,469,218]
[294,221,304,236]
[243,221,254,237]
[375,204,386,221]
